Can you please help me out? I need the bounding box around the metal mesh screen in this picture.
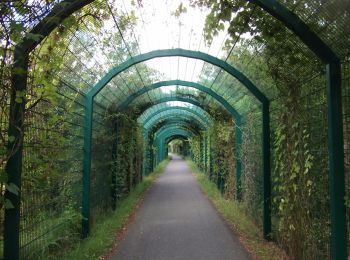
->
[342,59,350,251]
[19,80,86,258]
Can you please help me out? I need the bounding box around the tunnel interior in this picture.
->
[1,0,350,259]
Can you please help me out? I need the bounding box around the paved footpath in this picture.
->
[111,155,251,260]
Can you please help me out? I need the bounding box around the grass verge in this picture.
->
[186,160,288,260]
[57,160,170,260]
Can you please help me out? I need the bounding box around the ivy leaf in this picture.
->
[15,90,26,103]
[5,199,15,209]
[6,183,19,196]
[13,67,27,75]
[26,33,44,42]
[15,97,23,103]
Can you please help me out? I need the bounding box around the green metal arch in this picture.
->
[83,52,270,242]
[156,128,195,145]
[88,49,267,103]
[5,1,344,259]
[144,121,200,175]
[145,112,209,131]
[166,135,189,144]
[142,107,212,129]
[145,114,208,130]
[154,128,195,164]
[139,105,212,127]
[154,124,201,139]
[118,80,241,119]
[154,124,200,140]
[148,119,205,140]
[156,129,194,158]
[156,128,196,140]
[148,119,203,138]
[165,133,190,139]
[139,97,204,111]
[81,9,345,254]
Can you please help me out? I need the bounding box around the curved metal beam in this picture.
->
[249,0,337,62]
[152,121,202,137]
[149,120,204,138]
[145,113,209,131]
[139,106,212,127]
[156,128,194,145]
[155,124,199,139]
[118,80,240,119]
[154,128,195,163]
[142,108,213,128]
[88,49,267,103]
[138,97,204,111]
[7,0,343,257]
[166,135,188,144]
[83,51,270,241]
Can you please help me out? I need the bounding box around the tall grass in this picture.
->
[50,160,169,260]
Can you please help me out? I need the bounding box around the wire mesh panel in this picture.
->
[0,66,11,258]
[0,0,349,259]
[240,111,263,227]
[269,68,330,258]
[90,102,112,226]
[19,80,86,258]
[342,60,350,251]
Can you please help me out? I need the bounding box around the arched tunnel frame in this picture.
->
[5,1,345,257]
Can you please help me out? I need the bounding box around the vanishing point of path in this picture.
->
[111,155,251,260]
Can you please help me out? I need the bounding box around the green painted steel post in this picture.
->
[203,135,206,172]
[200,137,204,171]
[157,140,160,163]
[327,61,347,260]
[160,139,163,162]
[144,133,151,175]
[262,102,271,240]
[4,48,29,260]
[142,132,147,176]
[160,139,164,161]
[163,139,166,160]
[206,134,208,173]
[82,95,93,238]
[153,145,156,170]
[205,134,209,173]
[150,143,154,173]
[235,118,242,201]
[111,123,118,210]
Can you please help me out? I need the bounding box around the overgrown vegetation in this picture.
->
[0,2,145,257]
[0,1,349,259]
[50,159,169,260]
[185,1,350,258]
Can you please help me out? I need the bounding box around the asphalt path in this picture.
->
[111,155,251,260]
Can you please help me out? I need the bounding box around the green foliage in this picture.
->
[208,119,236,198]
[189,104,236,198]
[111,111,144,201]
[186,1,341,258]
[240,114,263,226]
[56,160,169,260]
[168,139,188,156]
[0,1,349,259]
[0,1,145,258]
